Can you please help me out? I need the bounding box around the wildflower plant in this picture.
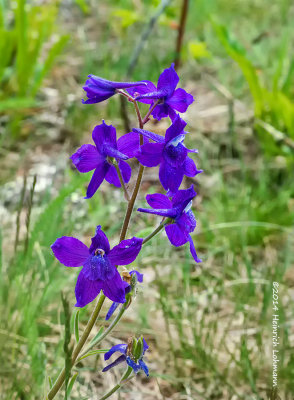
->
[47,64,201,399]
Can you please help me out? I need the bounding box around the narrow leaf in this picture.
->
[66,372,78,398]
[74,309,80,343]
[78,349,109,361]
[90,326,104,346]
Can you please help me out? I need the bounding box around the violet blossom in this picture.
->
[103,337,149,376]
[132,115,202,193]
[82,75,146,104]
[127,63,194,120]
[138,185,201,263]
[71,121,133,198]
[51,226,143,307]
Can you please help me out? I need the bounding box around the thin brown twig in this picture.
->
[174,0,189,70]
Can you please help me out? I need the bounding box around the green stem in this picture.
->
[47,294,106,400]
[113,161,130,201]
[142,218,171,244]
[120,164,144,241]
[79,305,126,359]
[98,367,133,400]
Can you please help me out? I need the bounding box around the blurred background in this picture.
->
[0,0,293,399]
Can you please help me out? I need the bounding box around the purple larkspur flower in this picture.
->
[105,270,143,321]
[138,185,201,263]
[102,337,149,377]
[82,75,147,104]
[127,63,194,120]
[132,115,202,193]
[51,226,143,307]
[71,121,135,198]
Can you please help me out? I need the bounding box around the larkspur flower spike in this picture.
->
[127,63,194,120]
[51,226,143,307]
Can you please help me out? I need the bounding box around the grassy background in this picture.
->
[0,0,293,399]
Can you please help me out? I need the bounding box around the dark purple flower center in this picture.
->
[164,142,187,166]
[83,249,114,281]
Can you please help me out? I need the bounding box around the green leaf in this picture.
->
[48,376,53,389]
[188,41,211,59]
[61,293,72,400]
[78,349,109,361]
[212,20,263,116]
[31,34,69,96]
[74,309,80,343]
[0,97,39,113]
[74,0,89,14]
[66,373,78,398]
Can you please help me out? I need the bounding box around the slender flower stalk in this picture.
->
[113,160,130,201]
[98,367,133,400]
[142,218,172,244]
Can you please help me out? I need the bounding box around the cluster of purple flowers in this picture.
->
[51,64,201,378]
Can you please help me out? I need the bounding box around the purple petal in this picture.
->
[165,223,188,246]
[119,160,131,183]
[85,162,110,199]
[105,302,120,320]
[135,90,166,101]
[188,235,201,263]
[89,225,111,254]
[102,354,126,372]
[51,237,89,267]
[137,207,177,219]
[165,115,187,142]
[159,161,184,192]
[82,255,115,281]
[75,269,103,307]
[145,193,172,209]
[108,237,143,266]
[139,359,149,377]
[92,121,116,149]
[130,270,143,283]
[183,157,198,177]
[102,268,126,303]
[117,132,140,158]
[82,96,112,104]
[103,144,128,160]
[132,128,165,143]
[87,75,147,90]
[127,80,157,104]
[70,144,103,173]
[126,357,141,373]
[151,103,170,121]
[142,337,149,353]
[82,81,114,103]
[172,185,196,210]
[136,143,164,167]
[157,63,179,97]
[176,211,196,236]
[105,165,121,187]
[166,88,194,113]
[104,344,128,360]
[104,161,131,187]
[163,142,188,168]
